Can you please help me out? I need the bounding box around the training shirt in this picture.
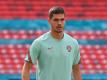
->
[25,31,80,80]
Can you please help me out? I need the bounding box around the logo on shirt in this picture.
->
[48,46,53,50]
[66,45,72,52]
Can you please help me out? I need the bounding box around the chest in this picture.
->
[40,41,75,61]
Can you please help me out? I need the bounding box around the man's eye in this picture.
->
[61,19,64,21]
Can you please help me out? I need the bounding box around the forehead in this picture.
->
[52,14,65,19]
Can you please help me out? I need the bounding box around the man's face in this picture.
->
[49,14,65,33]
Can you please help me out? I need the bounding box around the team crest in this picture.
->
[66,45,72,52]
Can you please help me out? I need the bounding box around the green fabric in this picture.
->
[26,32,80,80]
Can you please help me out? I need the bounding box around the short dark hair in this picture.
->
[49,6,65,19]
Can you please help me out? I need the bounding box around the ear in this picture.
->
[48,17,51,23]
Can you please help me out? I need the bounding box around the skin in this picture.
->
[73,64,82,80]
[22,61,32,80]
[22,13,82,80]
[48,14,65,40]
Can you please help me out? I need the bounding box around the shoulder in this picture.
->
[65,33,79,46]
[65,33,77,42]
[32,31,50,44]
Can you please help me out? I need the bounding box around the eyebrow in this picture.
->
[53,18,65,21]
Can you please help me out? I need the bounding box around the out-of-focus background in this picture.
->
[0,0,107,80]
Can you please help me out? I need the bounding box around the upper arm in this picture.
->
[23,61,33,70]
[22,61,33,76]
[72,64,82,80]
[72,64,80,70]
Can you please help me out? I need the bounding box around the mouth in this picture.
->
[56,25,64,32]
[57,27,63,32]
[57,27,62,29]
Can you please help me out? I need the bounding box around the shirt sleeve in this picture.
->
[73,40,80,65]
[29,39,41,64]
[24,51,32,62]
[24,54,30,62]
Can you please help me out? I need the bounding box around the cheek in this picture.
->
[62,21,65,25]
[51,22,57,27]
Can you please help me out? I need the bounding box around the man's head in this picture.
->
[49,6,65,19]
[48,6,65,33]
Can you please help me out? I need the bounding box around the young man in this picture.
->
[22,6,82,80]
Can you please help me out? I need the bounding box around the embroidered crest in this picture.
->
[66,45,72,52]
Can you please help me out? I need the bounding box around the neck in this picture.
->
[50,31,64,40]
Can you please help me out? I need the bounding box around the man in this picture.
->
[22,6,82,80]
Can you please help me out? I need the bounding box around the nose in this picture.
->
[58,20,62,25]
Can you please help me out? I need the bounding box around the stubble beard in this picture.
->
[56,25,64,33]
